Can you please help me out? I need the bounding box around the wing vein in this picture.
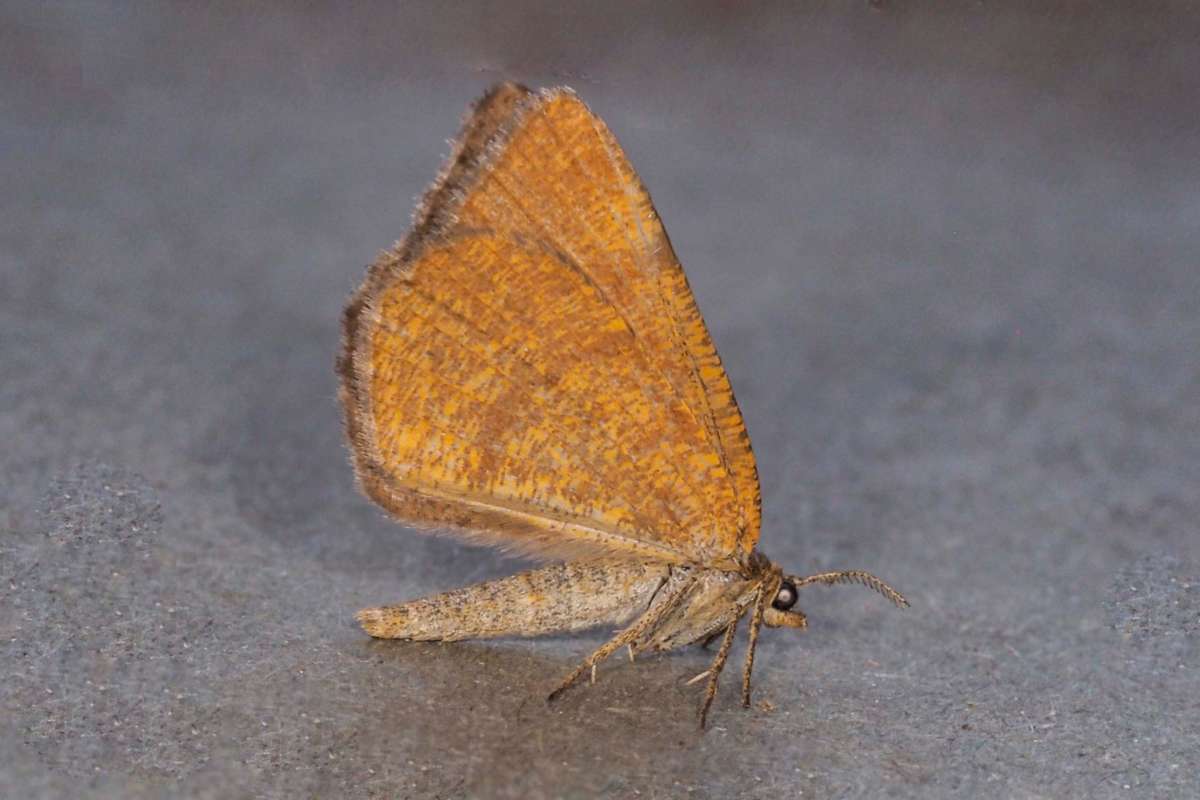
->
[513,112,723,457]
[552,108,740,502]
[379,472,693,564]
[467,174,722,536]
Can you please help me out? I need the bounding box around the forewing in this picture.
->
[340,83,761,568]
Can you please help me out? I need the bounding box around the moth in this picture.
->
[339,82,907,726]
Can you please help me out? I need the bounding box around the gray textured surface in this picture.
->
[3,3,1199,798]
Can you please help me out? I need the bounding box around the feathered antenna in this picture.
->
[788,570,910,609]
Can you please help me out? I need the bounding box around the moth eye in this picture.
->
[772,580,797,611]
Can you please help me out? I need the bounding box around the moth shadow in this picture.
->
[344,626,845,796]
[354,631,727,727]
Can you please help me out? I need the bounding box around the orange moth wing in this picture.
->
[339,83,761,570]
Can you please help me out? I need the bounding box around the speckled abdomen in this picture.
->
[357,561,671,641]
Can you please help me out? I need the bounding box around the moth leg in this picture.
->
[741,584,769,708]
[547,573,694,703]
[699,615,740,729]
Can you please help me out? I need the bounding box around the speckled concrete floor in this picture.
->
[2,3,1198,798]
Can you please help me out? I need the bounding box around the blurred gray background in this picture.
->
[2,2,1198,798]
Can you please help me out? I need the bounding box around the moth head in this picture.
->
[764,570,910,630]
[763,577,807,629]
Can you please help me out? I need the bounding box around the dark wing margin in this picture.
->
[338,81,535,493]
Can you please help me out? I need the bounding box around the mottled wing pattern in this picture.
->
[339,83,760,569]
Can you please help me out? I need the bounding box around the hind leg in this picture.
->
[547,571,696,702]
